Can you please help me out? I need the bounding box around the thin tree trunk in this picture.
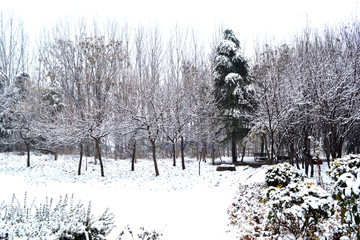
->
[336,137,344,158]
[231,132,237,163]
[151,140,159,176]
[303,130,310,177]
[202,141,206,163]
[114,143,118,160]
[78,144,83,175]
[181,135,185,170]
[199,150,202,176]
[94,142,98,165]
[26,142,30,168]
[95,138,105,177]
[131,142,136,171]
[172,142,176,167]
[324,137,331,167]
[241,144,246,162]
[211,143,215,165]
[270,132,275,164]
[227,143,229,157]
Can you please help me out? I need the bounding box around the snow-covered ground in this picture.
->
[0,152,269,240]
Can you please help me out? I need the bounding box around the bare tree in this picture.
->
[39,22,128,177]
[0,13,28,86]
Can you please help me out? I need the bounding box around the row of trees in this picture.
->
[252,21,360,175]
[0,17,231,177]
[1,12,359,177]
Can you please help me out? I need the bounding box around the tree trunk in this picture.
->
[289,142,296,167]
[172,142,176,167]
[270,132,275,164]
[303,130,310,177]
[78,144,83,175]
[95,138,105,177]
[151,140,159,176]
[26,142,30,168]
[94,141,98,165]
[114,143,119,160]
[181,135,185,170]
[211,143,215,165]
[202,141,206,163]
[241,144,246,162]
[199,150,203,176]
[231,132,237,163]
[323,137,331,167]
[227,143,229,157]
[131,142,136,171]
[336,137,344,158]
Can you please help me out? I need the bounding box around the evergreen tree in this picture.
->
[213,29,256,162]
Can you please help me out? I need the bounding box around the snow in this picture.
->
[224,73,241,86]
[214,55,233,69]
[216,40,237,56]
[0,152,268,240]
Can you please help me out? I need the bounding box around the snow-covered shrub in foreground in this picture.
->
[228,183,272,239]
[265,162,304,187]
[265,181,333,239]
[326,154,360,239]
[0,193,114,239]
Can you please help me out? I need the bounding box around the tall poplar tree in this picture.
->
[213,29,255,163]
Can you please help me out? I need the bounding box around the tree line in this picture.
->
[0,13,359,177]
[0,16,223,177]
[251,21,360,176]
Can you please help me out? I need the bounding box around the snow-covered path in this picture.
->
[0,153,267,239]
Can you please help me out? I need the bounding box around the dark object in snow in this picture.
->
[254,153,268,162]
[216,164,236,171]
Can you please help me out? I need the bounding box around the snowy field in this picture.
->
[0,152,271,240]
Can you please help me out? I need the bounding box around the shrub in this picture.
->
[0,193,114,239]
[117,225,162,240]
[326,154,360,239]
[265,162,304,187]
[265,181,333,239]
[228,183,272,239]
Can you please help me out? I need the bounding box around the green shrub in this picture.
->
[265,181,333,239]
[326,154,360,239]
[265,162,304,187]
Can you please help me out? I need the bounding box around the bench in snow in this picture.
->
[254,153,268,162]
[216,164,236,171]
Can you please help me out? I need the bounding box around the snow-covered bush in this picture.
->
[265,181,333,239]
[228,183,272,239]
[0,193,114,239]
[265,162,304,187]
[326,154,360,239]
[117,225,162,240]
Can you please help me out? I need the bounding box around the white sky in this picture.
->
[1,0,359,56]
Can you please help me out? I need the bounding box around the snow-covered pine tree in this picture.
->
[213,29,256,163]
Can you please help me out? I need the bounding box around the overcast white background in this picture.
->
[2,0,359,56]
